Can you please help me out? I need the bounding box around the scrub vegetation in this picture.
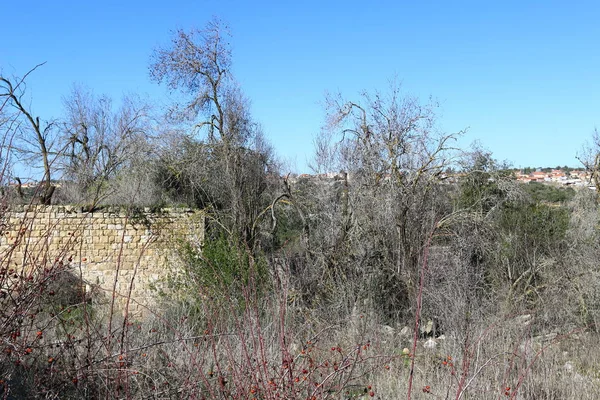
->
[2,17,600,399]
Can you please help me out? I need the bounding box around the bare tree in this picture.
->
[577,127,600,194]
[305,82,464,321]
[149,18,232,138]
[0,83,17,201]
[0,64,59,204]
[150,18,280,247]
[60,85,153,207]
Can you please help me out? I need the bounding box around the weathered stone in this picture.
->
[1,206,204,317]
[423,338,437,350]
[399,326,411,338]
[514,314,532,325]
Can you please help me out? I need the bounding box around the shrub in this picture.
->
[163,235,270,319]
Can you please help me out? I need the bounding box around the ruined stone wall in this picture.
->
[0,205,204,315]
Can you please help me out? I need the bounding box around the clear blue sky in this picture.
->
[3,0,600,174]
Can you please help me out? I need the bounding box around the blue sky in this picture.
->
[3,0,600,174]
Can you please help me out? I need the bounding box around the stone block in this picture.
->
[2,207,203,316]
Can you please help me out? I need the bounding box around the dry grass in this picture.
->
[1,204,600,399]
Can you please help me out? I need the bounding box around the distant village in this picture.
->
[287,167,595,188]
[513,168,593,187]
[7,168,595,197]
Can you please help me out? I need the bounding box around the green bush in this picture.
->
[492,201,570,311]
[165,236,270,317]
[523,182,575,203]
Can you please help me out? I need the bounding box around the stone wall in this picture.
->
[0,205,204,316]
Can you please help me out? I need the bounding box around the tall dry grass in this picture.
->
[1,182,600,398]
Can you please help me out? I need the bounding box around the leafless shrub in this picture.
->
[1,64,61,205]
[59,86,156,208]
